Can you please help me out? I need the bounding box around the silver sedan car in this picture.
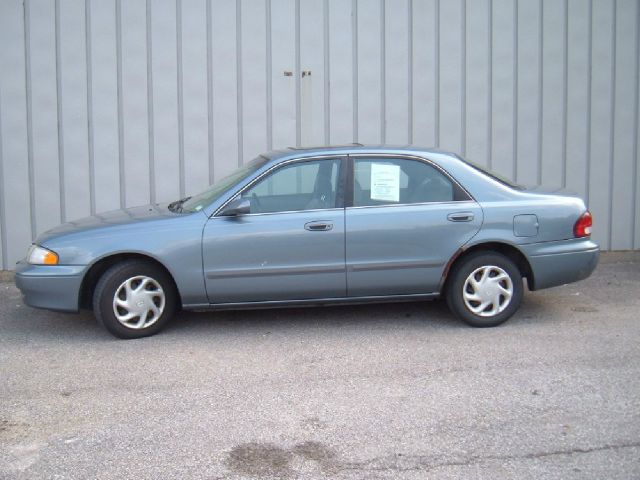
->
[15,145,599,338]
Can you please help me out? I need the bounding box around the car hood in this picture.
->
[37,203,177,244]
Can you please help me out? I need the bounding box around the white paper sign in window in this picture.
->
[370,163,400,202]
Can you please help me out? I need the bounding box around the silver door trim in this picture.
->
[346,200,477,211]
[211,207,344,218]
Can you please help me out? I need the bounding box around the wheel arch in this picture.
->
[441,241,535,294]
[79,253,182,310]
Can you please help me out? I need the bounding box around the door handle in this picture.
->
[304,221,333,231]
[447,212,474,222]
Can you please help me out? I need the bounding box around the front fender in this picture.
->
[41,214,209,306]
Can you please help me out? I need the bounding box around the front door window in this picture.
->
[242,159,341,214]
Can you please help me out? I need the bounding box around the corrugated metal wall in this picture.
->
[0,0,639,269]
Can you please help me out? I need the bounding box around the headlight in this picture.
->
[27,245,59,265]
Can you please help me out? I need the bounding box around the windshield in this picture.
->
[460,156,523,190]
[180,156,268,213]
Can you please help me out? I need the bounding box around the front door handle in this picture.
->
[447,212,474,222]
[304,221,333,231]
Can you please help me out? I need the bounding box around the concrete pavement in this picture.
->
[1,253,639,479]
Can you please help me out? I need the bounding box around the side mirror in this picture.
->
[219,197,250,216]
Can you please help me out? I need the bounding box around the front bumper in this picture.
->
[520,238,599,290]
[14,262,86,312]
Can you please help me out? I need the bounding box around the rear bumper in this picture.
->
[520,238,599,290]
[14,262,85,312]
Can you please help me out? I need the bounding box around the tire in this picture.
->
[446,252,523,328]
[93,260,177,339]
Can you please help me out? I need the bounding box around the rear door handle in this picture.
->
[447,212,474,222]
[304,221,333,231]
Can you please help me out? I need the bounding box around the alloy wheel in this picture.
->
[462,265,513,317]
[112,275,166,329]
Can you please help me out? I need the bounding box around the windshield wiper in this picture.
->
[168,196,192,213]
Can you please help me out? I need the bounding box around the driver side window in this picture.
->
[242,159,340,214]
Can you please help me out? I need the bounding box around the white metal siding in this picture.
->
[0,0,639,269]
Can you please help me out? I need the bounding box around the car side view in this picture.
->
[15,145,599,339]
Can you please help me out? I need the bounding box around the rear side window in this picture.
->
[461,157,523,190]
[353,158,469,207]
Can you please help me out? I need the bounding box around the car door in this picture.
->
[202,157,346,303]
[345,155,483,297]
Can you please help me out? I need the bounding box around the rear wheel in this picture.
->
[446,252,523,327]
[93,260,177,339]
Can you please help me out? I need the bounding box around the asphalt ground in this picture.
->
[1,252,639,479]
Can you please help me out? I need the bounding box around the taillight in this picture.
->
[574,211,593,238]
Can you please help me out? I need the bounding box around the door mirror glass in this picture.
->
[220,197,251,216]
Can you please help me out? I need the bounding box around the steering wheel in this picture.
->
[251,192,262,213]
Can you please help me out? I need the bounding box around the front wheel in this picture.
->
[446,252,523,327]
[93,260,177,339]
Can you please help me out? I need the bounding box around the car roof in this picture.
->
[261,144,458,162]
